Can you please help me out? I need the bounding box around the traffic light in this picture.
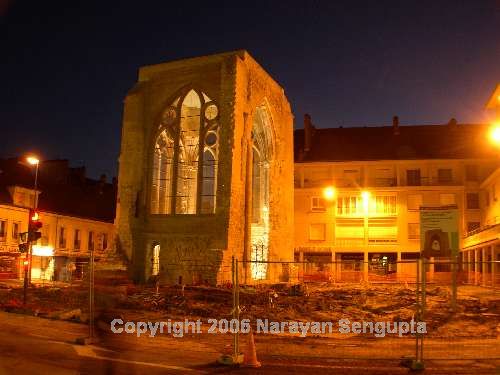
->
[28,210,42,242]
[19,243,29,253]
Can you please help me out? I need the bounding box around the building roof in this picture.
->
[294,122,498,163]
[0,158,116,223]
[485,83,500,109]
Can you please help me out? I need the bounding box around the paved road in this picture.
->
[0,312,499,374]
[0,311,210,374]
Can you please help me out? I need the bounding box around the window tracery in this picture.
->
[151,89,218,215]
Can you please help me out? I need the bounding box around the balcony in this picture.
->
[335,238,364,247]
[295,176,462,189]
[370,178,397,187]
[406,177,461,187]
[295,178,362,189]
[463,223,500,249]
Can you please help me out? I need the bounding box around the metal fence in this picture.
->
[8,256,497,369]
[227,258,500,367]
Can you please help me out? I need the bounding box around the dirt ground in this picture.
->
[0,280,498,341]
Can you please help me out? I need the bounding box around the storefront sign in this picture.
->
[0,245,19,253]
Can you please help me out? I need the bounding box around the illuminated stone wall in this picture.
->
[116,51,294,284]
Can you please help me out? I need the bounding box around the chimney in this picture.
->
[448,118,458,130]
[392,116,400,135]
[99,174,107,184]
[304,113,314,152]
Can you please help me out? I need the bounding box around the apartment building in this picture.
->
[0,158,116,281]
[462,167,500,286]
[293,115,498,280]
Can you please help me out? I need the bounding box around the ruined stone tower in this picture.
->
[116,51,294,284]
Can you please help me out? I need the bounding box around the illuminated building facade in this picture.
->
[294,115,499,280]
[116,51,294,284]
[0,159,116,280]
[462,166,500,286]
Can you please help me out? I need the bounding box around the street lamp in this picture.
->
[26,156,40,198]
[24,155,40,292]
[26,156,39,166]
[488,123,500,147]
[323,186,336,201]
[361,191,371,212]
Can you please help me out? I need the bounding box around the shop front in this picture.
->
[31,245,54,281]
[0,252,20,279]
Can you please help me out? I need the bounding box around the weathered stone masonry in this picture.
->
[116,50,294,284]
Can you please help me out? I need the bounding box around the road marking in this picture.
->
[268,362,408,372]
[28,334,74,346]
[73,345,205,373]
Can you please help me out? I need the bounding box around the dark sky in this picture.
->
[1,0,499,178]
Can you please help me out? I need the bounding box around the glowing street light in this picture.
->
[23,155,41,299]
[489,123,500,146]
[361,191,371,201]
[26,156,40,165]
[362,191,371,212]
[323,186,336,201]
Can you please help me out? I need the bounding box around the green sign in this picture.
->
[420,205,459,258]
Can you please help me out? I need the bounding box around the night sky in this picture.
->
[1,1,499,178]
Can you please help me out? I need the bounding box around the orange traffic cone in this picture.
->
[243,330,261,368]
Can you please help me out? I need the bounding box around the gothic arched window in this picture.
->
[151,89,219,215]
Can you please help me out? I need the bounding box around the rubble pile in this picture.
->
[0,281,497,337]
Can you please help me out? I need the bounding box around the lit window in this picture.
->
[337,196,361,215]
[151,89,218,214]
[311,196,326,212]
[336,195,396,216]
[373,196,397,215]
[152,244,160,276]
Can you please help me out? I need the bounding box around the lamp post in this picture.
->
[361,191,371,281]
[323,186,336,280]
[25,156,39,287]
